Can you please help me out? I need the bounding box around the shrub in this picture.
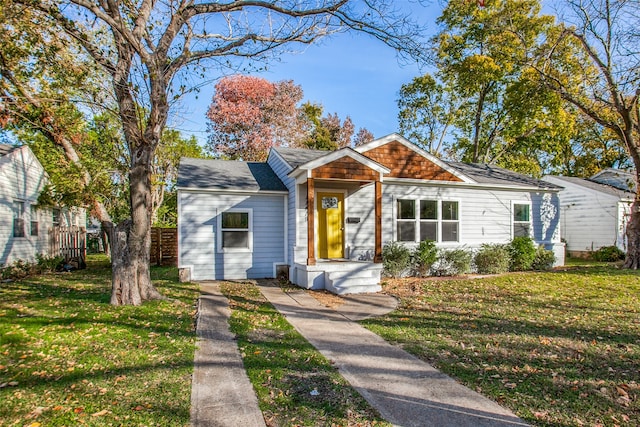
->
[434,248,472,276]
[0,259,33,280]
[509,236,536,271]
[382,241,411,278]
[412,240,438,277]
[36,254,64,273]
[531,246,556,270]
[592,246,625,262]
[474,244,510,274]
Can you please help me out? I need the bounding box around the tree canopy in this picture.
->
[399,0,577,176]
[207,75,370,158]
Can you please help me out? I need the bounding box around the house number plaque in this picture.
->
[322,197,338,209]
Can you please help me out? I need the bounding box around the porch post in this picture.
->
[374,179,383,263]
[307,178,316,265]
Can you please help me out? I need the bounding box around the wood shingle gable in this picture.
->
[288,147,389,183]
[356,134,470,182]
[311,156,381,181]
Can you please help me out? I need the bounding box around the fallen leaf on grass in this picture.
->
[91,409,108,417]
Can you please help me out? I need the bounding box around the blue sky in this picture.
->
[172,1,441,144]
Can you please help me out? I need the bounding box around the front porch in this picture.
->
[288,148,390,294]
[290,260,383,295]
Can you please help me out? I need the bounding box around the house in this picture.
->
[544,169,635,256]
[177,134,564,294]
[0,144,86,267]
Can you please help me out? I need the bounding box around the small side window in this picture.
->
[52,208,61,226]
[218,210,252,252]
[30,205,38,236]
[513,203,531,237]
[13,201,25,238]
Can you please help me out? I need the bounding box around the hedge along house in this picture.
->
[177,134,565,294]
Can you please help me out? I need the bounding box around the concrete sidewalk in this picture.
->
[258,284,529,427]
[190,282,266,427]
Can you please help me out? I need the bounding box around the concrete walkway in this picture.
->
[190,281,528,427]
[258,284,529,427]
[190,282,266,427]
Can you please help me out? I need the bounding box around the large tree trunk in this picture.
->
[624,201,640,269]
[110,144,165,305]
[623,166,640,269]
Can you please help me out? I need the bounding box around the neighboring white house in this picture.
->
[0,144,86,267]
[544,170,635,256]
[178,134,564,294]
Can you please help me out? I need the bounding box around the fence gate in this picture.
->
[49,226,87,269]
[150,227,178,266]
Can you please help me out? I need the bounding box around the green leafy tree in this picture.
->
[0,2,116,233]
[410,0,571,175]
[300,102,356,150]
[3,0,424,305]
[398,73,459,156]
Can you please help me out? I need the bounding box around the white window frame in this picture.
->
[396,198,418,242]
[512,201,532,238]
[30,205,39,236]
[419,199,439,242]
[13,201,25,238]
[217,209,253,253]
[440,200,460,243]
[394,198,460,243]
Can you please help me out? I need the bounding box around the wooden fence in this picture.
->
[150,227,178,266]
[49,226,87,268]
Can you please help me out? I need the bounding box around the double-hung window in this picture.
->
[419,200,438,241]
[13,201,25,238]
[30,205,38,236]
[513,202,531,237]
[441,201,459,242]
[396,199,459,243]
[397,199,416,242]
[217,209,252,252]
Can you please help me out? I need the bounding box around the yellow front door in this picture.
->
[317,192,344,259]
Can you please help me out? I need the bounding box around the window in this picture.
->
[513,203,531,237]
[396,199,460,243]
[30,205,38,236]
[419,200,437,241]
[441,201,459,242]
[217,210,252,252]
[52,208,61,225]
[396,199,416,242]
[13,201,25,238]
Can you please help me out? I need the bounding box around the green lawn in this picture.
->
[363,265,640,426]
[3,258,638,427]
[0,255,199,427]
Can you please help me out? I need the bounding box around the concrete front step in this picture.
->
[325,279,382,295]
[325,265,382,295]
[291,261,383,294]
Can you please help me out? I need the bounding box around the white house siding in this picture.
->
[343,183,376,260]
[267,153,296,266]
[286,180,561,264]
[178,190,286,280]
[0,147,51,266]
[377,183,561,250]
[544,176,628,253]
